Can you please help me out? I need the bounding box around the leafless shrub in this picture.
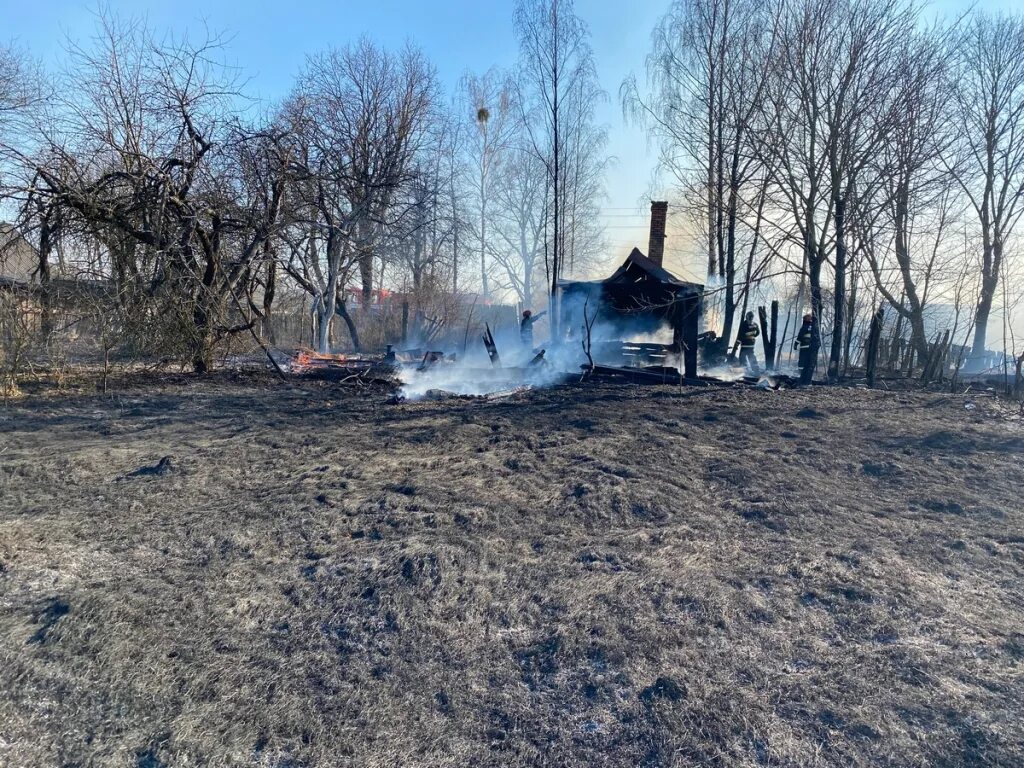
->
[0,289,34,397]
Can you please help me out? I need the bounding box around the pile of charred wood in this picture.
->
[288,349,398,385]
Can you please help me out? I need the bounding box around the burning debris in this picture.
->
[289,349,398,385]
[289,348,370,374]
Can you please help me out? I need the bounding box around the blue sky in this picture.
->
[2,0,1017,280]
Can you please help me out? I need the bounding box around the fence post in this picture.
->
[866,306,884,388]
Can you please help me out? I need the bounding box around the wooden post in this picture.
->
[682,294,699,379]
[921,329,951,384]
[866,306,884,388]
[758,301,779,372]
[887,292,905,369]
[939,329,951,382]
[1015,351,1023,398]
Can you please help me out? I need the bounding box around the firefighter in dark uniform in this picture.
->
[795,312,819,384]
[698,329,723,367]
[520,309,547,348]
[737,311,760,371]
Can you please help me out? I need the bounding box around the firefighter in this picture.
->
[520,309,547,347]
[698,329,722,367]
[795,312,819,384]
[737,311,760,371]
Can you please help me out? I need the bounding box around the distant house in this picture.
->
[0,223,40,289]
[0,224,115,344]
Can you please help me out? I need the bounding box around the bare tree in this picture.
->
[387,118,462,344]
[514,0,605,338]
[819,0,915,379]
[947,13,1024,368]
[754,0,915,380]
[460,69,518,299]
[488,145,548,306]
[14,13,291,372]
[861,26,954,367]
[281,39,437,353]
[623,0,776,349]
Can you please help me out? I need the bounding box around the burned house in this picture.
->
[558,202,704,379]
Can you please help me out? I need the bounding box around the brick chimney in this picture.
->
[647,201,668,267]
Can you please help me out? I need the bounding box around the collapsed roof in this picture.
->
[558,247,704,379]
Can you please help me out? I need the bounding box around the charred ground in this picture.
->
[1,378,1022,767]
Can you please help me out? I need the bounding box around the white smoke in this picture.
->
[397,323,583,400]
[397,286,751,399]
[698,364,748,382]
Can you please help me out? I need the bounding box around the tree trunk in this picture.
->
[892,191,931,364]
[480,134,490,298]
[808,255,824,382]
[317,231,347,353]
[866,306,884,388]
[358,218,374,307]
[336,294,360,351]
[451,167,459,296]
[788,249,808,366]
[192,255,218,373]
[314,294,331,354]
[549,22,561,343]
[263,257,277,345]
[969,241,1001,367]
[829,197,846,381]
[191,322,214,374]
[842,263,857,376]
[706,60,716,280]
[37,214,55,340]
[722,184,739,351]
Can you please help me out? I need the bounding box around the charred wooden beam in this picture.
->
[482,324,500,367]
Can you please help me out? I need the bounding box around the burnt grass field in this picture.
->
[1,376,1023,767]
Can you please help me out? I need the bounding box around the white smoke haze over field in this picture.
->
[398,359,572,399]
[397,310,683,399]
[397,308,816,398]
[698,364,748,382]
[397,324,584,400]
[396,319,809,398]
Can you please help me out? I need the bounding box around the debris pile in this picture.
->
[288,349,398,386]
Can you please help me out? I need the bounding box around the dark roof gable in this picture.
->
[605,247,702,291]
